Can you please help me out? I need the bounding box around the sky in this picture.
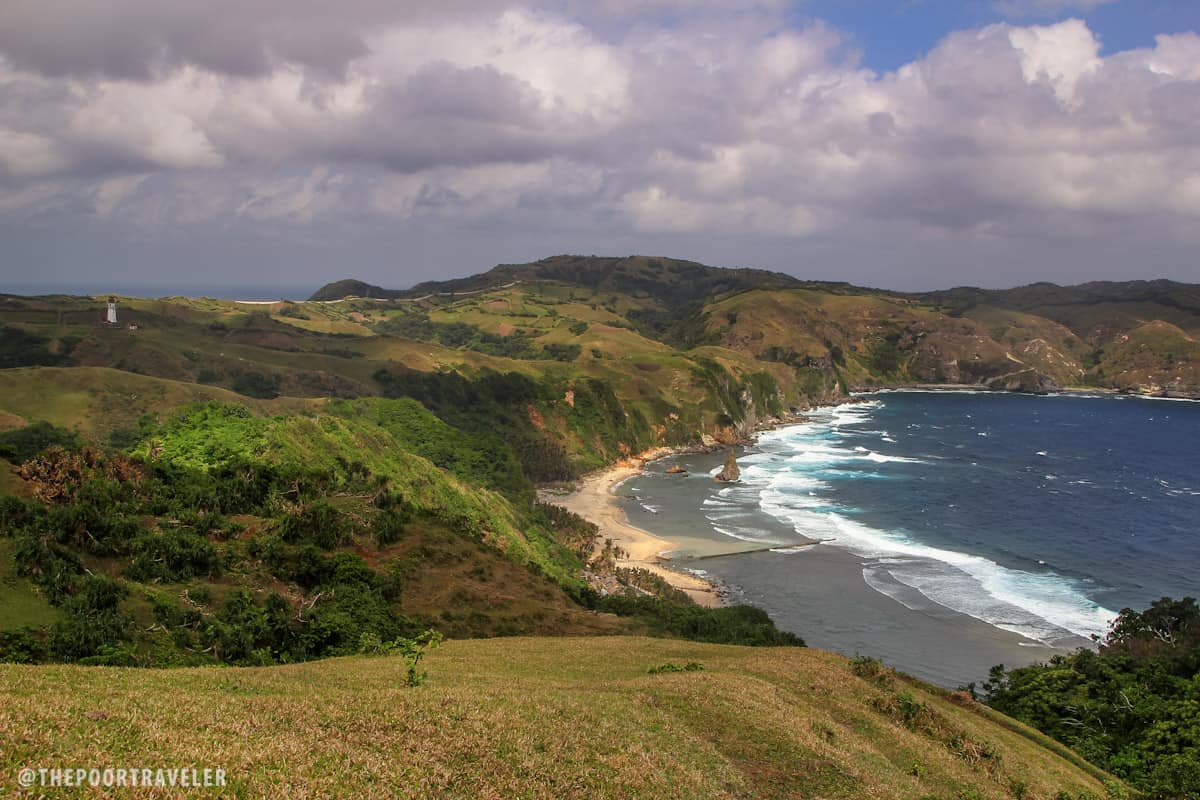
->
[1,0,1198,295]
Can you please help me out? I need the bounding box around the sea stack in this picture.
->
[715,449,740,482]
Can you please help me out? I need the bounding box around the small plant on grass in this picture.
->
[851,653,894,687]
[647,661,705,674]
[359,629,444,687]
[811,722,837,743]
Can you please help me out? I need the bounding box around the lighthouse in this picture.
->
[106,297,118,325]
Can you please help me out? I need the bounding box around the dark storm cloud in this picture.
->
[0,0,517,79]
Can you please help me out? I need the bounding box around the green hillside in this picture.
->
[1,637,1115,799]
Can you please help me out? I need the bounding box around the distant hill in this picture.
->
[308,278,403,301]
[310,255,1200,397]
[311,254,854,305]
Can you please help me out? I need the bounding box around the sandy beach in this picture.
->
[550,461,724,608]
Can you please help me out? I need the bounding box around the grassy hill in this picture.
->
[0,636,1117,799]
[307,256,1200,397]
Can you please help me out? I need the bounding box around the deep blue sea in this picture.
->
[703,391,1200,647]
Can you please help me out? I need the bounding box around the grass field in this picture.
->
[0,637,1115,799]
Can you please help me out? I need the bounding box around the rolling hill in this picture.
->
[3,254,1195,797]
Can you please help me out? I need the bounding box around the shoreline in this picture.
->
[547,456,726,608]
[544,382,1190,613]
[854,383,1200,401]
[544,410,821,608]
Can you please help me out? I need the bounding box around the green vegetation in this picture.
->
[594,595,805,647]
[985,597,1200,799]
[0,399,800,668]
[647,660,704,674]
[0,420,81,462]
[0,326,72,368]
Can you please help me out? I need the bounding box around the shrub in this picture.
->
[373,509,409,547]
[13,532,83,604]
[48,575,132,661]
[647,661,704,674]
[359,629,444,687]
[201,590,293,663]
[127,529,219,583]
[231,371,281,399]
[0,495,40,533]
[0,421,81,463]
[595,596,804,647]
[542,343,582,361]
[851,654,894,687]
[0,628,47,664]
[275,501,351,549]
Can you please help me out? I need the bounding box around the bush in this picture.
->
[542,343,582,361]
[127,529,219,583]
[13,532,83,604]
[0,628,47,664]
[48,575,132,661]
[0,327,69,369]
[647,661,704,674]
[0,495,40,533]
[231,371,281,399]
[275,501,352,549]
[0,421,81,463]
[200,590,293,663]
[595,596,805,647]
[373,509,409,547]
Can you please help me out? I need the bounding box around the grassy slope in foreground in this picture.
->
[1,637,1114,800]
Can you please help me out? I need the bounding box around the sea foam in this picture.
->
[745,402,1116,643]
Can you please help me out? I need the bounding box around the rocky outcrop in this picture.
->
[715,450,740,482]
[983,369,1062,395]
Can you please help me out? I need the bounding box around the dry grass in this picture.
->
[0,637,1113,799]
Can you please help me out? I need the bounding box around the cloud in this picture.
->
[0,5,1198,289]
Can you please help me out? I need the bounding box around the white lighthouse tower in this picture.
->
[106,297,118,325]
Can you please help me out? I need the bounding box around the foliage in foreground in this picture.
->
[0,410,804,667]
[592,594,806,647]
[985,597,1200,799]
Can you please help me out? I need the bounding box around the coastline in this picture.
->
[854,383,1200,401]
[547,456,726,608]
[543,406,829,607]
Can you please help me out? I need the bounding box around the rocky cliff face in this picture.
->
[983,369,1063,394]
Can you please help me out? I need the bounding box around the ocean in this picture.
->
[3,284,316,302]
[621,391,1200,686]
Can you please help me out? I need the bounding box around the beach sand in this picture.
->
[550,463,724,608]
